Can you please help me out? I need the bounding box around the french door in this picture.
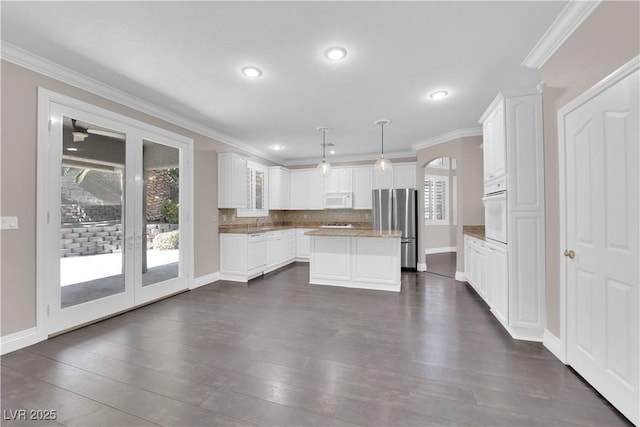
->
[39,90,192,334]
[561,60,639,424]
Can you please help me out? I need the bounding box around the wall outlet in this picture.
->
[1,217,18,230]
[222,215,227,221]
[303,214,307,219]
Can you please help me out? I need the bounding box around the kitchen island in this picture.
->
[305,229,402,292]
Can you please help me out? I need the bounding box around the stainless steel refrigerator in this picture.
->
[372,188,418,270]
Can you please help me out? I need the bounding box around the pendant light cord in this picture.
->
[322,129,326,160]
[381,123,385,157]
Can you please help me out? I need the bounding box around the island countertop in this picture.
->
[305,229,401,238]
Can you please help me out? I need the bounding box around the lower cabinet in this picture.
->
[220,229,296,282]
[265,229,295,273]
[295,228,315,261]
[464,235,486,298]
[464,234,514,339]
[486,239,508,325]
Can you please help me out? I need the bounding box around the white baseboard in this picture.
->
[190,272,220,290]
[543,329,566,363]
[425,246,457,255]
[454,271,467,282]
[1,327,45,355]
[417,262,427,272]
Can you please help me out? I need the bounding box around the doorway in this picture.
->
[39,90,193,335]
[559,59,639,424]
[423,156,457,278]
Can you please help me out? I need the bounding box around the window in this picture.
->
[424,156,457,226]
[237,161,268,217]
[424,175,448,224]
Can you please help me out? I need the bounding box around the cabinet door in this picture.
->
[373,169,393,190]
[491,102,506,180]
[218,153,248,208]
[220,234,248,274]
[289,171,307,210]
[269,167,290,210]
[475,248,486,298]
[487,242,508,323]
[296,229,312,260]
[353,167,373,209]
[393,164,416,189]
[232,154,248,208]
[306,171,324,209]
[323,168,352,193]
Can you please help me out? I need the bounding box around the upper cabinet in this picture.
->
[352,167,372,209]
[268,167,290,210]
[324,168,352,193]
[481,98,507,191]
[218,152,247,209]
[392,164,417,189]
[372,162,416,190]
[289,169,323,210]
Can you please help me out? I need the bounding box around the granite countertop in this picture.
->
[463,225,485,240]
[219,222,371,234]
[305,229,401,238]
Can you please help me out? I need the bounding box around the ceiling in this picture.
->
[1,1,567,165]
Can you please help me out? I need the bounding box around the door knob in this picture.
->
[564,249,575,259]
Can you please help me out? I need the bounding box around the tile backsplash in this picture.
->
[218,208,371,227]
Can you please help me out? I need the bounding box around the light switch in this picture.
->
[1,217,19,230]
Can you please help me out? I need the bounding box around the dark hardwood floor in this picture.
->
[1,263,631,426]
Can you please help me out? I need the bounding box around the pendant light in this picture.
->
[316,127,333,177]
[374,119,392,175]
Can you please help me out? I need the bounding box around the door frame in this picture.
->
[557,55,639,401]
[37,88,194,335]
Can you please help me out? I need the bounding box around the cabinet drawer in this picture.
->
[485,175,506,195]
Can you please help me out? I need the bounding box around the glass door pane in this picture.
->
[60,116,127,308]
[141,140,180,287]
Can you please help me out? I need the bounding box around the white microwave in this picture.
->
[483,191,507,244]
[324,192,353,209]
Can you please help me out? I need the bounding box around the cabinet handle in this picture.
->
[564,249,575,259]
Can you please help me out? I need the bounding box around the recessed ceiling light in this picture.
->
[66,147,78,152]
[430,90,449,100]
[270,144,283,151]
[241,66,262,78]
[330,150,335,155]
[324,47,347,61]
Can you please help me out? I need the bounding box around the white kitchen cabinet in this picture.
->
[220,233,265,282]
[481,99,506,191]
[464,235,486,298]
[372,162,416,190]
[265,230,293,273]
[289,169,324,210]
[296,228,315,261]
[324,168,352,193]
[220,229,296,282]
[352,167,373,209]
[392,163,416,189]
[217,152,247,209]
[486,239,508,326]
[289,170,307,210]
[478,89,545,342]
[372,168,393,190]
[268,167,290,210]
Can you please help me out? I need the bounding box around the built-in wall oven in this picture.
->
[483,191,507,244]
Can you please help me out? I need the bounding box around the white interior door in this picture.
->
[562,65,639,424]
[40,91,192,335]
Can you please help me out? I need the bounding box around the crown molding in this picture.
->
[411,127,483,152]
[1,41,281,163]
[521,0,601,69]
[283,150,416,167]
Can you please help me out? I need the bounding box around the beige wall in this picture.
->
[416,135,484,273]
[540,1,639,337]
[0,61,272,336]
